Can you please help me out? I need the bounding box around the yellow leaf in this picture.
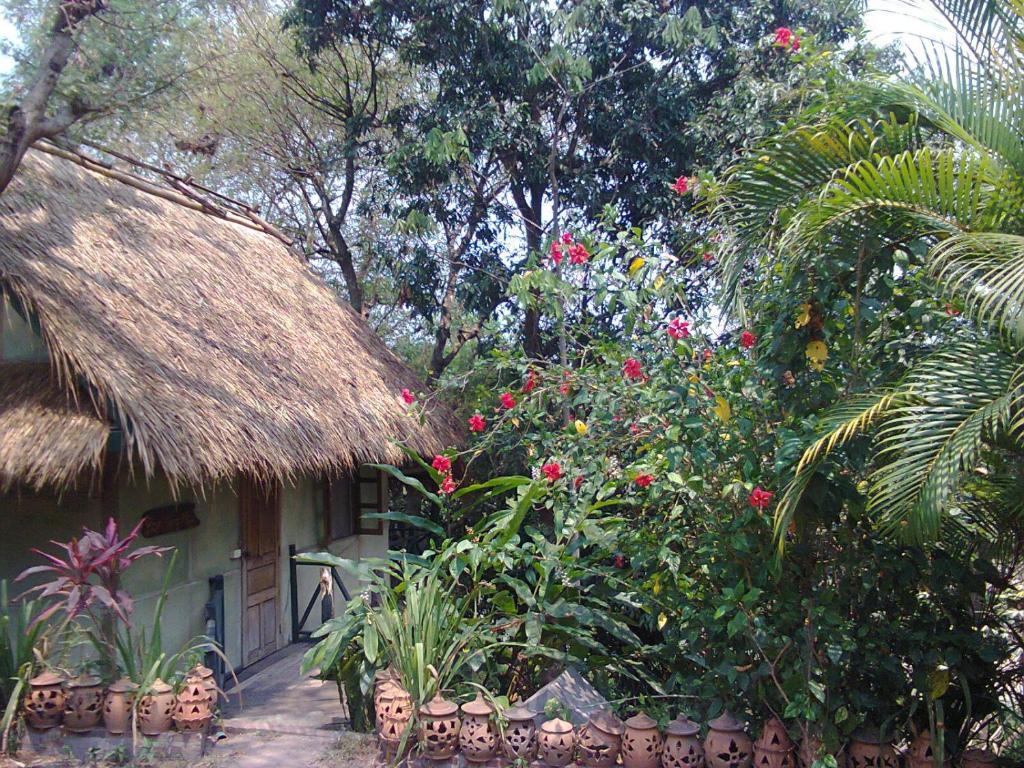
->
[512,417,521,428]
[713,396,731,422]
[805,340,828,372]
[653,274,665,289]
[727,360,741,367]
[628,257,646,276]
[795,302,812,329]
[657,612,668,630]
[687,373,699,383]
[758,155,770,163]
[575,420,588,435]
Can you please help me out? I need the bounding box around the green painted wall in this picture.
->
[0,293,48,362]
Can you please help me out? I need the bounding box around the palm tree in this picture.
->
[709,0,1024,547]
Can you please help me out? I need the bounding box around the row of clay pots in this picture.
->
[374,678,1000,768]
[22,666,216,737]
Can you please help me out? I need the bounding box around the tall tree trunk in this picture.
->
[516,184,544,358]
[0,1,104,194]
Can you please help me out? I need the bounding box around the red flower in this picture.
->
[468,413,486,432]
[401,388,415,404]
[522,371,538,393]
[559,381,571,395]
[739,330,757,349]
[774,26,793,45]
[749,486,774,510]
[702,348,713,362]
[500,392,516,409]
[568,243,590,265]
[612,554,627,569]
[439,476,457,495]
[945,303,961,317]
[671,175,690,195]
[634,474,654,488]
[574,475,584,490]
[630,423,641,435]
[703,251,714,262]
[561,232,573,244]
[667,317,690,340]
[790,37,800,51]
[549,240,563,266]
[622,357,644,380]
[431,455,452,473]
[542,462,563,482]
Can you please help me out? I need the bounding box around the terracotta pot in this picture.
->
[705,712,753,768]
[961,749,997,768]
[23,671,66,730]
[63,676,104,733]
[578,710,625,768]
[378,684,413,744]
[418,692,460,760]
[502,703,537,761]
[909,732,951,768]
[663,714,705,768]
[754,718,796,768]
[538,717,576,767]
[846,729,899,768]
[103,678,138,735]
[622,711,664,768]
[174,676,213,733]
[138,678,176,736]
[189,664,217,705]
[460,692,498,763]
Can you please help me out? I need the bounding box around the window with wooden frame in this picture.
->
[323,465,386,541]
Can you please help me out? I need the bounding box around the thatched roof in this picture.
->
[0,147,459,488]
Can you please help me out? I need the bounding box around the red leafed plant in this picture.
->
[16,518,170,676]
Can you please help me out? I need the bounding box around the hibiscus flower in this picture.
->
[401,388,415,404]
[542,462,563,482]
[500,392,516,409]
[739,330,757,349]
[431,455,452,473]
[622,358,644,380]
[667,317,690,340]
[671,175,690,195]
[439,476,458,495]
[634,474,654,488]
[568,243,589,265]
[749,486,774,510]
[468,413,486,432]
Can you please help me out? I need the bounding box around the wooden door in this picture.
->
[239,478,281,666]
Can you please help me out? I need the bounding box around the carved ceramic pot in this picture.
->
[846,729,899,768]
[578,710,625,767]
[502,704,537,761]
[961,749,997,768]
[189,664,217,705]
[24,671,66,730]
[419,692,461,760]
[622,711,663,768]
[908,732,951,768]
[379,684,413,744]
[460,692,498,763]
[174,676,213,733]
[103,678,138,735]
[538,717,576,767]
[754,718,796,768]
[664,715,706,768]
[706,712,753,768]
[63,676,104,732]
[138,678,176,736]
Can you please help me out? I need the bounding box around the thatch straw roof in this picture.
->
[0,148,459,487]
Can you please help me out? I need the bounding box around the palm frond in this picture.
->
[925,0,1024,70]
[867,341,1024,541]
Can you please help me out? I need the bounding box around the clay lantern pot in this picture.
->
[754,718,796,768]
[138,678,176,736]
[23,671,66,730]
[664,714,706,768]
[63,676,104,733]
[538,717,576,767]
[419,692,461,760]
[189,664,217,705]
[909,732,951,768]
[460,692,498,763]
[502,703,538,761]
[174,676,213,733]
[379,688,414,747]
[706,711,754,768]
[578,710,625,767]
[103,678,138,735]
[961,749,997,768]
[622,711,664,768]
[846,729,899,768]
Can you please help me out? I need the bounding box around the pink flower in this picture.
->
[613,554,627,569]
[500,392,516,409]
[468,413,486,432]
[667,317,690,340]
[634,474,654,488]
[790,37,800,51]
[568,243,590,265]
[439,476,457,495]
[774,26,793,46]
[739,330,757,349]
[671,175,690,195]
[542,462,563,482]
[622,357,644,380]
[630,423,641,435]
[549,240,563,266]
[561,232,573,244]
[522,371,538,393]
[431,455,451,473]
[749,486,774,510]
[559,381,571,395]
[401,388,415,404]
